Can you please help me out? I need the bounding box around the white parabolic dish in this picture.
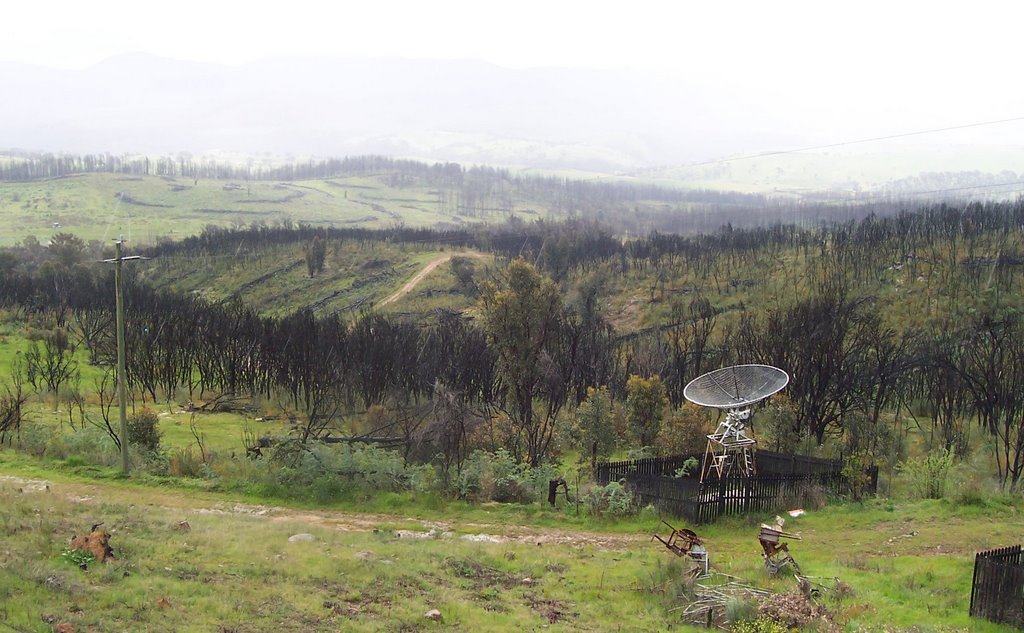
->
[683,364,789,409]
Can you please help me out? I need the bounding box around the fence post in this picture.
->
[716,476,727,521]
[970,551,981,617]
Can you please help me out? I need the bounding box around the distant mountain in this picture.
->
[0,54,804,171]
[2,54,1022,184]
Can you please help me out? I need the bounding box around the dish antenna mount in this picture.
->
[684,364,789,482]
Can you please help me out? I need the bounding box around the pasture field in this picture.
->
[0,173,506,248]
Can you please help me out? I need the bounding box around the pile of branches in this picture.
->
[671,573,845,630]
[671,578,773,627]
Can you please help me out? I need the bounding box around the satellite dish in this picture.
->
[684,364,789,482]
[684,364,789,410]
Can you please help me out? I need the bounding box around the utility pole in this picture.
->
[115,239,128,474]
[105,237,146,475]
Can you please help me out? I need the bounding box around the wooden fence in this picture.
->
[970,545,1024,627]
[596,454,703,482]
[596,451,867,524]
[595,449,845,484]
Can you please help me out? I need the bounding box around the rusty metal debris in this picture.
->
[758,516,802,576]
[653,520,709,577]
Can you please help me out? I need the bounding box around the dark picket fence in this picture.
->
[596,450,867,524]
[970,545,1024,627]
[596,454,703,481]
[595,449,844,484]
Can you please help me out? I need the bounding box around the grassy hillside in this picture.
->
[0,172,520,248]
[140,239,490,318]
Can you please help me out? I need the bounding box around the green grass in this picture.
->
[0,454,1020,632]
[0,172,536,247]
[0,475,657,631]
[141,238,489,317]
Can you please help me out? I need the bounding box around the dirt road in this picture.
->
[0,474,643,550]
[379,251,485,306]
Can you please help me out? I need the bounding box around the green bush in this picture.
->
[587,480,636,517]
[451,449,556,503]
[242,442,433,503]
[60,426,120,466]
[673,457,699,478]
[168,446,206,478]
[13,423,52,458]
[898,448,955,499]
[127,408,162,454]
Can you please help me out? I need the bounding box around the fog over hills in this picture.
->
[1,53,1022,184]
[0,54,816,170]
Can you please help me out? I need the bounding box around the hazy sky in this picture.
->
[5,1,1020,78]
[4,0,1023,150]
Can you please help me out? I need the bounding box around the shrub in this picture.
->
[587,480,636,517]
[484,448,529,502]
[451,448,555,503]
[841,452,873,501]
[673,457,700,478]
[127,408,161,453]
[169,446,206,478]
[13,423,52,458]
[59,426,121,467]
[898,448,955,499]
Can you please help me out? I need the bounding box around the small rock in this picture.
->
[521,577,533,585]
[424,609,442,621]
[459,534,503,544]
[288,533,315,543]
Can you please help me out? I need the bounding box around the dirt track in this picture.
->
[0,474,643,551]
[379,251,485,306]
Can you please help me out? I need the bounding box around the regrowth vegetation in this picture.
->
[2,199,1024,494]
[3,191,1024,630]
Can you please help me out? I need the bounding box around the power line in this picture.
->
[842,179,1024,202]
